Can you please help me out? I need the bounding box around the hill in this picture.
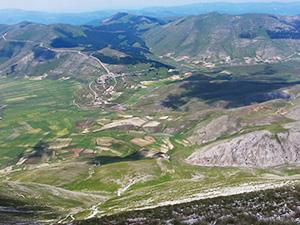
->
[145,13,300,65]
[3,12,300,77]
[89,12,166,30]
[0,15,167,78]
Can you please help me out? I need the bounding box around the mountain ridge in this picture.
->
[2,12,300,77]
[2,2,300,25]
[145,12,300,65]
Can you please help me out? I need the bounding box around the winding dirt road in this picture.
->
[2,32,119,107]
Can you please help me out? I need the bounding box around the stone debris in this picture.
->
[187,130,300,168]
[188,115,240,145]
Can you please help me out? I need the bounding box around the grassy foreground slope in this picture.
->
[74,185,300,225]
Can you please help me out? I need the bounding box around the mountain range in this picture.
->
[145,13,300,63]
[2,2,300,25]
[1,12,300,78]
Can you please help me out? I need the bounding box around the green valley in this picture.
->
[1,9,300,225]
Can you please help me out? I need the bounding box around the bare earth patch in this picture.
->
[100,117,146,130]
[95,137,123,147]
[49,138,72,150]
[130,136,156,147]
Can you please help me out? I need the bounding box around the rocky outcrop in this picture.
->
[188,115,241,144]
[187,129,300,168]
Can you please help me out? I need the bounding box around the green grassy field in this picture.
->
[1,61,300,223]
[0,77,103,166]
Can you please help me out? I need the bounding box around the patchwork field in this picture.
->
[1,62,300,224]
[0,77,102,166]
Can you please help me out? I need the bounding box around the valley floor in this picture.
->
[1,61,300,224]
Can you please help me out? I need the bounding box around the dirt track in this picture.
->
[2,32,119,108]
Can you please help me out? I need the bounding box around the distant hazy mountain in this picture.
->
[139,2,300,18]
[1,2,300,25]
[87,12,165,28]
[0,9,114,25]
